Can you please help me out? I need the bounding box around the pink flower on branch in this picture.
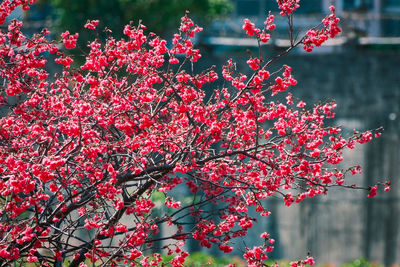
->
[277,0,301,15]
[84,19,99,31]
[61,31,79,49]
[303,6,341,52]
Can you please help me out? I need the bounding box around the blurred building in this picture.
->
[201,1,400,266]
[206,0,400,48]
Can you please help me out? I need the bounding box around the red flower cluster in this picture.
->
[242,19,260,37]
[84,19,99,30]
[61,30,79,49]
[242,13,276,44]
[303,6,341,52]
[277,0,300,15]
[0,0,37,24]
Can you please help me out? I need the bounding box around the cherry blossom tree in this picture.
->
[0,0,389,266]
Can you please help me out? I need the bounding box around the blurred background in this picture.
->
[8,0,400,265]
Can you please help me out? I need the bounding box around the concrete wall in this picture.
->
[200,45,400,265]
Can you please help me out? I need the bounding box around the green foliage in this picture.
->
[37,0,232,37]
[16,253,384,267]
[246,258,384,267]
[151,191,166,204]
[340,258,384,267]
[162,252,246,266]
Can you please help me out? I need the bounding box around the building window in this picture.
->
[235,0,323,17]
[293,0,322,14]
[236,0,261,16]
[384,0,400,13]
[343,0,373,10]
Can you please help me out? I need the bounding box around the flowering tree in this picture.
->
[0,0,389,266]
